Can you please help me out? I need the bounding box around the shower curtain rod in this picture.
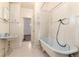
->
[40,2,62,12]
[40,2,46,9]
[49,2,62,12]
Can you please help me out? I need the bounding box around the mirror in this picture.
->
[0,6,9,34]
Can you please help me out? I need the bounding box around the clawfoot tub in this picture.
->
[39,37,78,57]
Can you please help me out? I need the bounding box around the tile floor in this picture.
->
[8,41,49,57]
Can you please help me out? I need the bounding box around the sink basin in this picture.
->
[0,33,17,40]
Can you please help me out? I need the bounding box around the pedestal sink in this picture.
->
[0,33,17,57]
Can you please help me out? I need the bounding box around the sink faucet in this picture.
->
[5,33,9,37]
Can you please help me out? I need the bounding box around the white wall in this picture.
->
[21,8,33,18]
[32,3,45,47]
[39,10,50,37]
[67,3,79,48]
[9,2,24,49]
[33,3,52,47]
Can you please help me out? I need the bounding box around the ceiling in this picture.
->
[41,2,61,11]
[21,2,61,11]
[21,2,34,9]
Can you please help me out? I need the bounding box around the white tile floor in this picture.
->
[8,41,49,57]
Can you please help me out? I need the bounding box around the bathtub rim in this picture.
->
[39,39,78,55]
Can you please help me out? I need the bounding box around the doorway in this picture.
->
[23,17,31,41]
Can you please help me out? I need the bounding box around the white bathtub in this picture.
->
[39,37,78,57]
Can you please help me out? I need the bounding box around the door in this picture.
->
[23,18,31,41]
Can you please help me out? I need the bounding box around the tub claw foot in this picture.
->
[69,54,74,57]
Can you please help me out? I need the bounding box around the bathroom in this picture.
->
[0,2,79,57]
